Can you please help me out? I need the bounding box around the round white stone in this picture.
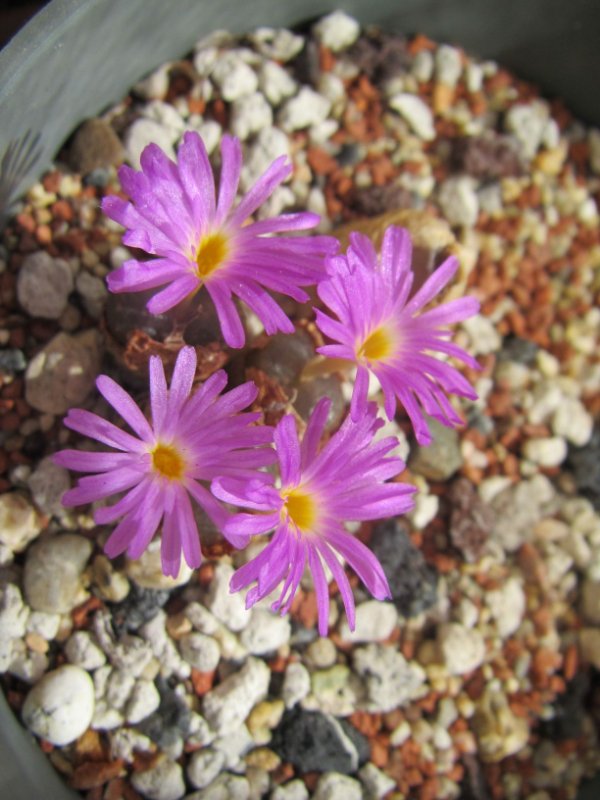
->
[437,623,486,675]
[22,664,95,745]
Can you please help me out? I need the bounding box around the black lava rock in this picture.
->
[109,584,170,635]
[0,348,26,373]
[271,707,369,774]
[370,518,438,617]
[497,335,539,365]
[539,672,590,740]
[138,678,193,747]
[567,426,600,511]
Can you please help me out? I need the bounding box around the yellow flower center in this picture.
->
[195,231,230,279]
[357,325,395,362]
[283,488,317,533]
[151,443,185,481]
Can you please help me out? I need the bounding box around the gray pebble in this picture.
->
[17,251,73,320]
[203,656,270,735]
[131,757,186,800]
[25,329,102,415]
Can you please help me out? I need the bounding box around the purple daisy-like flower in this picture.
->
[314,225,481,446]
[53,347,274,577]
[212,398,416,635]
[102,131,338,348]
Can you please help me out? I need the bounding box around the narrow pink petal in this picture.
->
[94,478,154,524]
[177,131,216,224]
[206,282,245,348]
[316,538,356,632]
[64,408,144,452]
[350,365,370,422]
[229,155,291,226]
[167,346,196,420]
[104,515,139,559]
[146,274,199,314]
[215,135,242,225]
[53,449,138,473]
[96,376,153,441]
[149,355,168,435]
[62,468,143,506]
[300,397,330,470]
[404,255,459,314]
[325,526,391,600]
[242,211,320,236]
[274,415,301,487]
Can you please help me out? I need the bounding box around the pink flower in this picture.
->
[102,132,338,348]
[53,347,274,577]
[212,398,416,635]
[315,225,480,445]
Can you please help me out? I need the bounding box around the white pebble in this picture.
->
[179,631,221,672]
[187,747,226,789]
[438,176,479,227]
[0,492,42,554]
[462,315,502,355]
[358,763,396,799]
[65,630,107,670]
[437,623,486,675]
[203,656,270,735]
[313,11,360,52]
[523,436,568,467]
[22,664,95,745]
[389,93,435,140]
[124,118,176,168]
[258,61,297,106]
[212,52,258,101]
[206,562,251,631]
[339,601,398,643]
[250,27,305,62]
[313,772,362,800]
[240,609,291,654]
[486,577,526,637]
[131,757,186,800]
[281,660,311,708]
[278,87,332,132]
[0,583,29,639]
[125,679,160,724]
[435,44,463,86]
[230,92,273,140]
[505,101,550,159]
[551,397,593,446]
[412,50,434,83]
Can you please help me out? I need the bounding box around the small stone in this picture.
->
[75,270,108,320]
[124,118,176,168]
[25,329,102,415]
[270,780,309,800]
[0,583,29,638]
[0,492,43,553]
[339,601,397,643]
[313,772,362,800]
[27,456,70,518]
[462,314,502,355]
[17,251,74,319]
[409,418,462,480]
[90,554,130,603]
[358,763,396,800]
[130,757,185,800]
[240,609,291,654]
[567,426,600,511]
[472,688,529,762]
[389,93,435,140]
[581,579,600,625]
[438,175,479,228]
[134,63,170,99]
[213,723,254,769]
[65,630,107,670]
[505,100,550,159]
[354,645,426,711]
[435,44,463,86]
[23,533,92,613]
[313,11,360,52]
[203,656,270,736]
[486,577,526,637]
[247,699,285,741]
[212,52,258,101]
[370,518,438,617]
[125,679,161,724]
[179,631,221,672]
[272,708,367,774]
[0,348,26,373]
[22,664,95,745]
[523,436,568,467]
[278,87,331,132]
[187,773,250,800]
[250,27,304,62]
[580,628,600,669]
[67,118,124,174]
[552,398,593,447]
[305,637,337,669]
[448,477,494,563]
[245,746,281,771]
[230,92,273,140]
[206,562,251,631]
[258,61,297,106]
[281,660,311,708]
[490,475,554,551]
[187,747,226,789]
[126,539,192,590]
[437,623,486,675]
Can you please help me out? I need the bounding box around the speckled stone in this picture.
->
[23,533,92,613]
[22,665,95,745]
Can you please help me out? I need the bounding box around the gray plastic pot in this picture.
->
[0,1,599,799]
